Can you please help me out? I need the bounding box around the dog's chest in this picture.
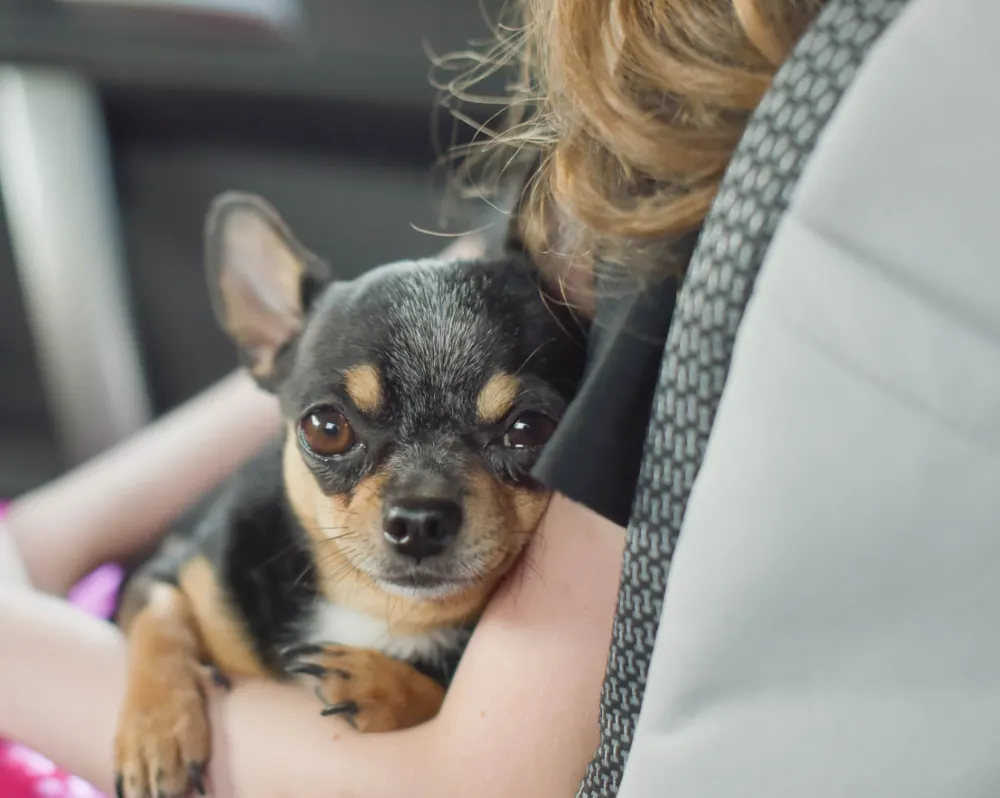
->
[303,601,464,668]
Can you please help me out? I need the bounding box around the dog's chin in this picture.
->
[350,547,517,602]
[374,571,475,601]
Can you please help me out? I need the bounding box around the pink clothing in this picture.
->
[0,744,104,798]
[1,502,121,798]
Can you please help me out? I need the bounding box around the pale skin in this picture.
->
[0,235,626,798]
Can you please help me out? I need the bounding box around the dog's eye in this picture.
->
[502,412,556,450]
[300,408,356,457]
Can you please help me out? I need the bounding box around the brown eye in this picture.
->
[502,412,556,450]
[300,408,355,457]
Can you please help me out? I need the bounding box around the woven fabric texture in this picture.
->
[576,1,908,794]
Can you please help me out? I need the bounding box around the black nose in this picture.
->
[382,498,462,561]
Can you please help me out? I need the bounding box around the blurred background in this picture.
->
[0,0,507,497]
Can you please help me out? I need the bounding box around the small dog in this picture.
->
[112,192,586,798]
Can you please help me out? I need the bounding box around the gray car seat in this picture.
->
[578,0,1000,795]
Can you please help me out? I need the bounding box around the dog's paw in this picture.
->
[280,642,445,733]
[280,643,374,730]
[114,654,210,798]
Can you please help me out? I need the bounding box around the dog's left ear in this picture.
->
[205,192,331,389]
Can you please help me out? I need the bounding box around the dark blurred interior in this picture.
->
[0,0,507,496]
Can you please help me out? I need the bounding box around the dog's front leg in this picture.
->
[115,582,210,798]
[281,643,446,733]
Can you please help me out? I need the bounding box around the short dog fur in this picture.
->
[111,192,587,798]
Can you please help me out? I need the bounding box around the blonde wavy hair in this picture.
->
[438,0,825,288]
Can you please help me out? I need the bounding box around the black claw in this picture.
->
[210,666,231,690]
[279,643,322,661]
[313,682,328,705]
[115,774,124,798]
[189,762,206,796]
[320,700,359,718]
[285,662,328,679]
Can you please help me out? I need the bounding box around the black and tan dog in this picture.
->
[111,192,586,798]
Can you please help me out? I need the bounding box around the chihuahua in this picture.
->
[111,192,586,798]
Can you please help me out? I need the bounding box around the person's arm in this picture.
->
[5,370,281,595]
[0,493,623,798]
[0,519,30,587]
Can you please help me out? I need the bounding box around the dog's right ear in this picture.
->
[205,192,332,390]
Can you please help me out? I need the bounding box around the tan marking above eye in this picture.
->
[344,364,382,414]
[476,373,520,423]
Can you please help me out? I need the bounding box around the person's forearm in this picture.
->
[247,493,625,798]
[0,585,126,786]
[0,494,623,798]
[0,586,351,798]
[6,370,281,594]
[0,520,30,587]
[0,589,424,798]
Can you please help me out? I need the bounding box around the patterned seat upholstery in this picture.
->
[570,1,1000,794]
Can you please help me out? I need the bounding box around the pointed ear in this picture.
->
[204,192,331,389]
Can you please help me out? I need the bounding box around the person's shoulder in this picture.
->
[533,273,680,527]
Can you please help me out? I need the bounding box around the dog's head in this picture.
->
[205,193,586,607]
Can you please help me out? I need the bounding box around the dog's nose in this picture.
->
[382,498,462,561]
